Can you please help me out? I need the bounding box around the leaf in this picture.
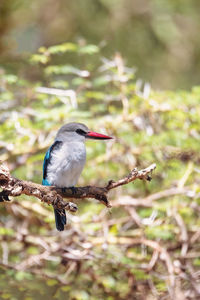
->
[0,227,14,236]
[48,43,78,54]
[46,279,58,286]
[78,44,99,55]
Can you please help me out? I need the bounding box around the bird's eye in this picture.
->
[76,129,87,136]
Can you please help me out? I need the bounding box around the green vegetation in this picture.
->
[0,42,200,299]
[1,0,200,89]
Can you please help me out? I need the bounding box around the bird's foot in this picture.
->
[61,186,76,195]
[61,187,67,194]
[69,186,76,195]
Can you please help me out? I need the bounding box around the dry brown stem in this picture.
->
[0,161,156,211]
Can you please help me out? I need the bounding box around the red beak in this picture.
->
[85,131,113,140]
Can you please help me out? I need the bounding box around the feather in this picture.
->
[43,141,63,180]
[54,209,66,231]
[42,141,67,231]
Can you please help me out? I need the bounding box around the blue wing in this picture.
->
[42,141,66,231]
[43,141,63,182]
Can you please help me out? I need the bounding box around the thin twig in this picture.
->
[0,161,156,210]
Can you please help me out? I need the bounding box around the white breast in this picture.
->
[47,141,86,187]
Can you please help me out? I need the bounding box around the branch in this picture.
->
[0,161,156,211]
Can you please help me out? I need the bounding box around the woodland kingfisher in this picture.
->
[42,122,112,231]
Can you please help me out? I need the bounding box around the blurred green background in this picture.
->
[1,0,200,89]
[0,1,200,300]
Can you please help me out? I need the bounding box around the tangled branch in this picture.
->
[0,161,156,211]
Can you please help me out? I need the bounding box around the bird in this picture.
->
[42,122,112,231]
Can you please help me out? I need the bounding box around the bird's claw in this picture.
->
[61,187,67,193]
[61,186,76,195]
[70,186,76,195]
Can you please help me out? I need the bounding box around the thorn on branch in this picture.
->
[0,162,156,213]
[106,180,115,189]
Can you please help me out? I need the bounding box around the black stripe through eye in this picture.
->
[76,129,87,136]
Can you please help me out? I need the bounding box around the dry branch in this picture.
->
[0,161,156,211]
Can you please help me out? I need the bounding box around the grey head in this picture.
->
[55,122,112,142]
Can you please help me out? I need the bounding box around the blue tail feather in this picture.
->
[42,178,66,231]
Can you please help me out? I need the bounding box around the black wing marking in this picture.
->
[43,140,63,180]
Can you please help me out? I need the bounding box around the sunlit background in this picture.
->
[0,1,200,299]
[1,0,200,89]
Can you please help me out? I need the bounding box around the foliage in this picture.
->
[1,0,200,89]
[0,42,200,299]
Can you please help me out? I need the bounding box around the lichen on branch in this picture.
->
[0,161,156,211]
